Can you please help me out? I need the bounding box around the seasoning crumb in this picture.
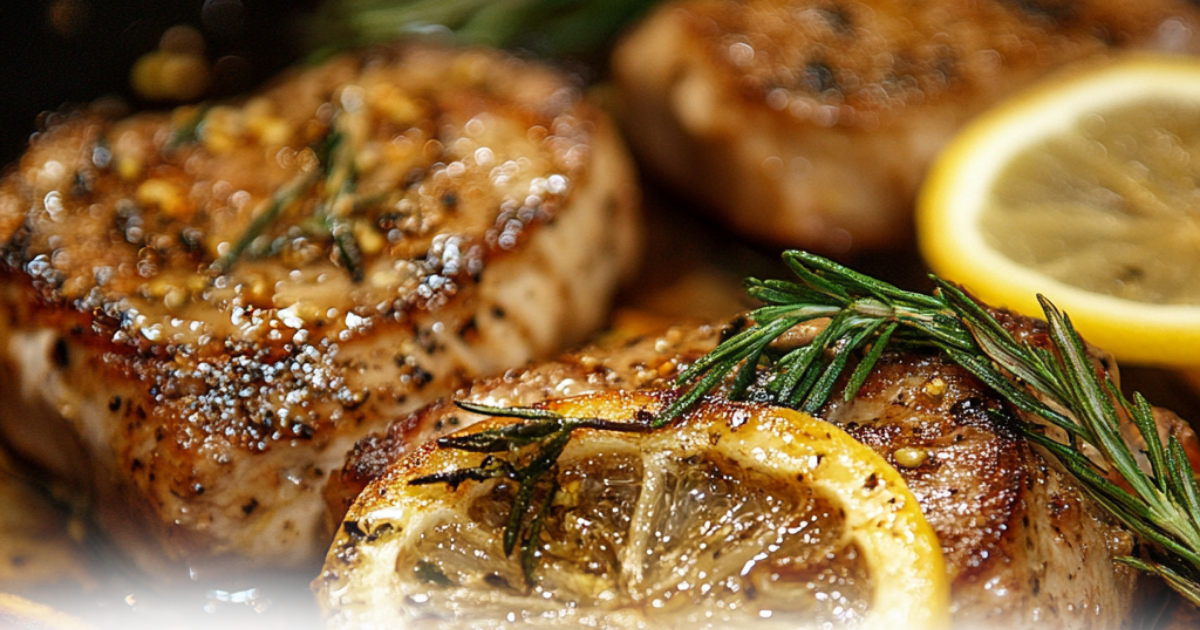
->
[894,447,929,468]
[923,377,947,399]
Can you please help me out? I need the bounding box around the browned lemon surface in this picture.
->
[393,452,870,627]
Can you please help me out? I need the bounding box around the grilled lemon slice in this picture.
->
[315,391,949,629]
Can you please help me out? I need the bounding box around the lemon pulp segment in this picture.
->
[316,391,950,630]
[919,54,1200,366]
[986,96,1200,305]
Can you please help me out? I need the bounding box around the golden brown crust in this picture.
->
[324,320,721,527]
[823,353,1027,582]
[0,44,597,347]
[0,41,604,469]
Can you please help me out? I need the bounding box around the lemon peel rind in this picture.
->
[918,54,1200,367]
[753,409,950,630]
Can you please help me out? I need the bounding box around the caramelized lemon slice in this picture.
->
[918,54,1200,367]
[315,391,949,629]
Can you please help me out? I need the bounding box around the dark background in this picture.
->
[0,0,318,166]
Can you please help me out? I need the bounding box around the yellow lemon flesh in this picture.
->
[315,391,949,630]
[918,54,1200,367]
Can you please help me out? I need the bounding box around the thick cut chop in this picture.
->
[613,0,1200,253]
[326,316,1177,628]
[0,43,640,576]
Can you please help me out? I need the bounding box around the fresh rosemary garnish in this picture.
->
[415,249,1200,604]
[409,401,653,586]
[310,119,366,281]
[209,113,367,278]
[664,250,1200,605]
[165,103,212,150]
[210,169,317,275]
[307,0,664,59]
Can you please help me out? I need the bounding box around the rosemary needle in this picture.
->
[408,403,653,586]
[210,169,317,275]
[209,114,368,279]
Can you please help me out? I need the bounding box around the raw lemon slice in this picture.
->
[315,391,949,629]
[918,54,1200,367]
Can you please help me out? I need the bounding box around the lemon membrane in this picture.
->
[315,391,950,630]
[918,54,1200,366]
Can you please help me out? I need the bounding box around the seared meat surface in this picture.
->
[329,317,1150,628]
[0,43,640,576]
[613,0,1200,253]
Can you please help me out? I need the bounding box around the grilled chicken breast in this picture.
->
[613,0,1200,253]
[0,43,640,577]
[323,313,1195,628]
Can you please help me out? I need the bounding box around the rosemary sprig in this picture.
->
[666,250,1200,605]
[657,251,967,425]
[310,120,366,281]
[210,168,318,275]
[209,114,366,278]
[409,401,653,586]
[165,102,212,150]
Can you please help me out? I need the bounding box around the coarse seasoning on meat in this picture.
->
[613,0,1200,253]
[0,43,640,577]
